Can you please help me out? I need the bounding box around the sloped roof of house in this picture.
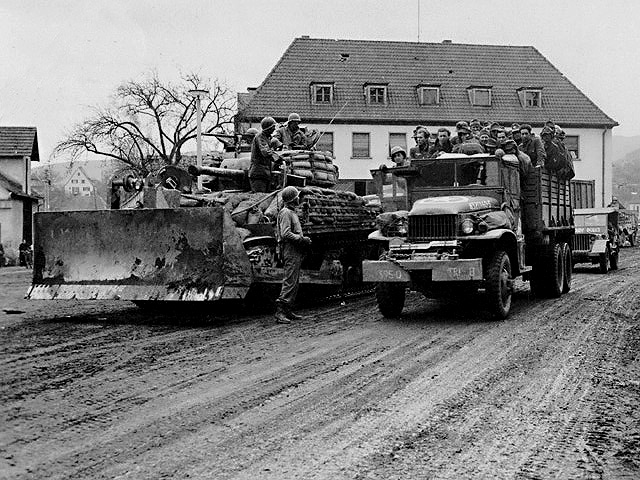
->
[0,171,40,201]
[0,127,40,161]
[242,37,617,128]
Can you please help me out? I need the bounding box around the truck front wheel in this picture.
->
[375,283,406,318]
[486,251,512,319]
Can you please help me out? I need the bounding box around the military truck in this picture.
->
[363,153,574,319]
[572,207,620,273]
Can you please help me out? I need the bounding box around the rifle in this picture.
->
[309,101,349,150]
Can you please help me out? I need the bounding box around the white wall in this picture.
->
[0,186,24,263]
[244,121,613,204]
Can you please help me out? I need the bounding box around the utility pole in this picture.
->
[417,0,421,42]
[188,89,209,191]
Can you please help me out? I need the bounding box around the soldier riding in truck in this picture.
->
[364,152,574,319]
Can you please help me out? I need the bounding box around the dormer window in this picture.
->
[517,88,543,108]
[311,83,334,104]
[417,86,440,106]
[468,87,492,106]
[365,84,387,105]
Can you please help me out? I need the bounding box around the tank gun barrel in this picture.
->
[188,165,246,179]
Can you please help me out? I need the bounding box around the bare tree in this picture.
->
[54,71,236,176]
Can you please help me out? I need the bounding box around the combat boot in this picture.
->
[274,305,291,324]
[286,309,304,321]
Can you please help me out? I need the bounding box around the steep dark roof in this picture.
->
[242,37,617,128]
[0,127,40,161]
[0,171,40,201]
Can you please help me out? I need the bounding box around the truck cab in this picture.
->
[363,153,574,319]
[572,208,621,273]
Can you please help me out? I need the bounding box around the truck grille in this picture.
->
[409,215,457,241]
[571,233,592,252]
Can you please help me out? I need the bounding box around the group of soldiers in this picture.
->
[248,114,318,193]
[390,119,576,181]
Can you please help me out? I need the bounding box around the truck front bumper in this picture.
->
[362,258,483,283]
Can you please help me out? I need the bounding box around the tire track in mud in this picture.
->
[2,250,640,479]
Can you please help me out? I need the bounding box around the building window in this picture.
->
[316,132,334,154]
[524,89,542,107]
[71,179,77,184]
[366,85,387,105]
[311,83,333,104]
[389,133,407,155]
[418,86,440,106]
[564,135,580,161]
[83,187,90,191]
[468,87,492,106]
[72,187,79,195]
[81,179,85,184]
[352,133,370,158]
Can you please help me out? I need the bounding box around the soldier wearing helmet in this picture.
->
[249,117,282,192]
[275,186,312,324]
[273,113,308,149]
[390,146,410,166]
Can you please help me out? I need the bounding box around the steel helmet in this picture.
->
[260,116,277,130]
[281,186,299,203]
[390,145,407,158]
[246,127,259,135]
[287,112,301,123]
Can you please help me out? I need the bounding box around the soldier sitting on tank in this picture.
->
[409,128,430,159]
[275,186,312,324]
[249,117,282,193]
[272,113,308,150]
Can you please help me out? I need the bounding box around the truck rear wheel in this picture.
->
[610,249,619,270]
[530,243,564,298]
[486,251,512,319]
[562,243,572,293]
[375,283,406,318]
[599,249,610,274]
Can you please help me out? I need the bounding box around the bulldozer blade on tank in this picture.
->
[26,206,254,301]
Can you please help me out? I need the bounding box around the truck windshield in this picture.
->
[409,157,501,188]
[575,214,608,227]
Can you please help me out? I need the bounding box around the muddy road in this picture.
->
[2,249,640,479]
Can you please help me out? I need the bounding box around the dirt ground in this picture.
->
[1,248,640,480]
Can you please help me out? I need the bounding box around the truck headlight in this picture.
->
[461,218,475,235]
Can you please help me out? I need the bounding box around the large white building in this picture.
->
[239,37,617,205]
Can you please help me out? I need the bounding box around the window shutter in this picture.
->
[352,133,370,158]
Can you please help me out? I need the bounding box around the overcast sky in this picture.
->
[1,0,638,162]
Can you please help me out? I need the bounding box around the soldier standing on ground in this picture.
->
[275,186,312,324]
[249,117,281,192]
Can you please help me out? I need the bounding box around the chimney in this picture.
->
[442,39,452,44]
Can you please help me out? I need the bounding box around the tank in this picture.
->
[26,142,380,305]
